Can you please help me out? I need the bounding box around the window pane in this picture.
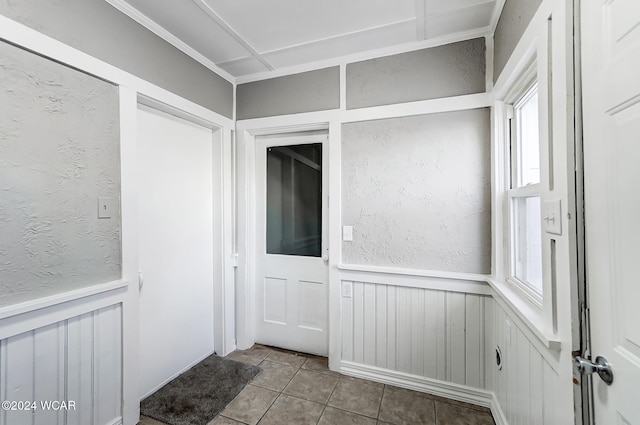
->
[512,196,542,295]
[514,85,540,187]
[266,143,322,257]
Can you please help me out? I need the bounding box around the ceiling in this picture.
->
[106,0,504,83]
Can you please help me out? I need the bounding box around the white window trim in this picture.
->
[503,63,545,309]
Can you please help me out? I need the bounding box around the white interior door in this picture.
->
[255,133,329,356]
[137,105,215,398]
[582,1,640,423]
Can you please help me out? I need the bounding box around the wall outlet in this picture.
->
[342,281,352,298]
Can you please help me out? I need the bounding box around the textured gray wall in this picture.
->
[342,109,491,273]
[236,67,340,120]
[0,0,233,118]
[493,0,542,82]
[346,38,486,109]
[0,41,121,307]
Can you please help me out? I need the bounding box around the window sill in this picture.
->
[486,276,561,352]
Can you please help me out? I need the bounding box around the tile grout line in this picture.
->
[314,373,341,425]
[378,384,387,422]
[253,351,306,425]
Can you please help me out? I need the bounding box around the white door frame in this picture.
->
[236,111,342,366]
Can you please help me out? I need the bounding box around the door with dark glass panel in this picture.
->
[255,133,328,356]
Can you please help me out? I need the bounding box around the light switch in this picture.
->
[98,197,114,219]
[543,199,562,235]
[342,226,353,242]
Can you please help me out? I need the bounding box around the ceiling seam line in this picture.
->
[257,17,418,57]
[235,26,493,84]
[190,0,274,71]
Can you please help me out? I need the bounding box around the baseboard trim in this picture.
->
[339,361,508,424]
[491,392,509,425]
[106,417,123,425]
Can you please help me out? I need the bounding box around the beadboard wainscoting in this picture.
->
[338,275,496,407]
[0,283,126,425]
[337,273,568,425]
[341,280,491,387]
[486,298,565,425]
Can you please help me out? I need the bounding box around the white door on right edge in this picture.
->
[582,1,640,424]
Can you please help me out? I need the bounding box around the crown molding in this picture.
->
[103,0,236,83]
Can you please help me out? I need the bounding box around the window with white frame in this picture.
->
[507,81,543,303]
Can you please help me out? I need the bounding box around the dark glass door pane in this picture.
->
[266,143,322,256]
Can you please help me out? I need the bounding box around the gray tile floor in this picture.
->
[139,345,495,425]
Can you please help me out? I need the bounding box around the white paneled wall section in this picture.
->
[338,276,567,425]
[341,281,489,387]
[486,299,561,425]
[337,273,498,411]
[0,284,126,425]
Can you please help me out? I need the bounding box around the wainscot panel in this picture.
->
[0,294,123,425]
[340,280,489,388]
[486,298,563,425]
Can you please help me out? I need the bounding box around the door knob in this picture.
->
[574,355,614,385]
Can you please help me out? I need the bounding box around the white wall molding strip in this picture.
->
[0,287,126,341]
[338,263,489,282]
[341,93,492,123]
[339,269,491,295]
[235,93,491,129]
[236,110,339,133]
[340,361,494,408]
[0,280,127,321]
